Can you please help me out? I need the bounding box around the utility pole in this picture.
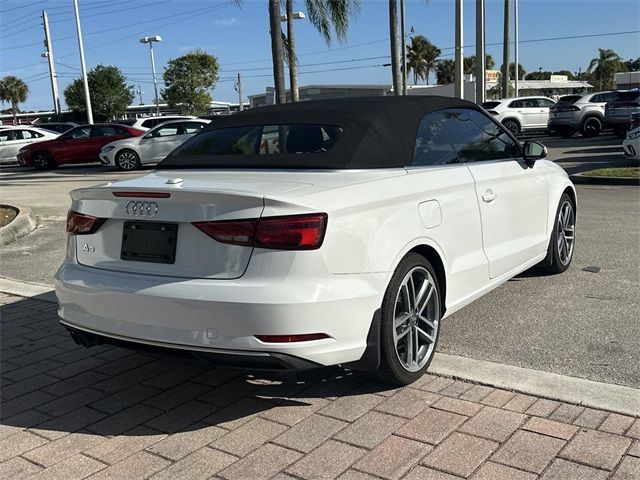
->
[42,10,61,115]
[235,73,244,111]
[137,85,143,105]
[400,0,407,95]
[72,0,93,124]
[475,0,485,104]
[501,0,510,98]
[514,0,519,96]
[454,0,464,99]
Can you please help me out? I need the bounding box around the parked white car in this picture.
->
[126,115,196,131]
[623,126,640,160]
[56,97,576,385]
[100,119,209,170]
[0,126,59,164]
[482,96,556,134]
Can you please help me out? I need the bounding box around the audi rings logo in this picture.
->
[125,201,159,217]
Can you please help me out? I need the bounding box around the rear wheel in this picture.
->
[502,119,520,135]
[581,117,602,137]
[543,193,575,274]
[377,253,441,385]
[115,149,140,170]
[32,151,55,170]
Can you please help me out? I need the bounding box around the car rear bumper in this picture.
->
[55,261,386,368]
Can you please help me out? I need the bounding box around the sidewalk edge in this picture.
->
[0,277,56,303]
[431,352,640,417]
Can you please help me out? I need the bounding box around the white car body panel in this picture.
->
[56,158,575,367]
[0,127,59,163]
[623,127,640,160]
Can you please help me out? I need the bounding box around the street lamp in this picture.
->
[140,35,162,115]
[280,11,305,21]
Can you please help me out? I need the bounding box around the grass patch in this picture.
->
[582,167,640,178]
[0,206,18,228]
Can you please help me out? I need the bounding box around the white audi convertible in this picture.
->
[55,96,576,385]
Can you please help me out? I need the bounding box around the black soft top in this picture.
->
[161,95,482,169]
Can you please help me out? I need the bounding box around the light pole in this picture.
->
[73,0,92,124]
[140,35,162,115]
[281,9,305,102]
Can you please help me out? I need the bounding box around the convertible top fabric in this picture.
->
[160,95,483,169]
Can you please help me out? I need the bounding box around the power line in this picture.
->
[0,0,46,14]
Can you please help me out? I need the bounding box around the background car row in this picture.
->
[482,88,639,138]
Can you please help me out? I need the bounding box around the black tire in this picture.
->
[377,253,442,386]
[581,117,602,138]
[32,151,55,170]
[543,193,576,274]
[115,149,141,170]
[557,127,575,138]
[613,126,627,138]
[502,119,520,135]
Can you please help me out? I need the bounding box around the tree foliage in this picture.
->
[588,48,627,90]
[463,54,495,74]
[406,35,440,85]
[0,75,29,123]
[435,59,455,85]
[162,49,219,115]
[64,65,134,121]
[304,0,361,45]
[500,62,526,80]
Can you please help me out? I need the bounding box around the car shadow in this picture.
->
[563,146,624,155]
[1,295,397,438]
[553,154,639,174]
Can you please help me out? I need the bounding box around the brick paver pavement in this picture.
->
[1,292,639,479]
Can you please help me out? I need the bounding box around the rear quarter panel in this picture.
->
[263,166,489,308]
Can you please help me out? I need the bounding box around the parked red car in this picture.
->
[17,123,144,170]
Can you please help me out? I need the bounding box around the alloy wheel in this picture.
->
[504,121,519,135]
[557,200,575,265]
[33,152,51,169]
[392,266,440,373]
[117,151,138,170]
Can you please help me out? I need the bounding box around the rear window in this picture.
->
[557,95,582,104]
[160,124,343,167]
[482,102,501,110]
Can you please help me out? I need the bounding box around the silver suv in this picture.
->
[547,91,615,138]
[482,96,556,135]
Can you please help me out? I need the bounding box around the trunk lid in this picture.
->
[71,169,404,279]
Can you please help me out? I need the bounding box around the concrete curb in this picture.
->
[570,172,640,186]
[0,205,37,246]
[0,277,56,303]
[431,353,640,417]
[1,278,638,416]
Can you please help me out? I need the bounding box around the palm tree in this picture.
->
[285,0,361,102]
[268,0,286,103]
[588,48,626,90]
[463,54,495,75]
[0,76,29,124]
[389,0,401,95]
[435,59,455,85]
[406,36,440,85]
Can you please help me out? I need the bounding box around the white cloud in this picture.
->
[214,18,239,27]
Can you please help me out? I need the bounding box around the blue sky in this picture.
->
[1,0,638,111]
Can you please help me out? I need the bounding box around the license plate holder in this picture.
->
[121,221,177,264]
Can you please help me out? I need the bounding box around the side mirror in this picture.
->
[522,140,547,167]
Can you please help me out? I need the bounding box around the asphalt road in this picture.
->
[1,133,638,388]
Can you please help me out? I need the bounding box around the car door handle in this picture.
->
[482,190,497,203]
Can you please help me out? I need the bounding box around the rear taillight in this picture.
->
[193,213,328,251]
[66,210,105,235]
